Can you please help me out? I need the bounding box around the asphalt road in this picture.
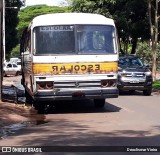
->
[0,76,160,155]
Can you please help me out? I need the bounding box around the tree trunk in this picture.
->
[124,37,129,55]
[152,44,157,81]
[148,0,158,81]
[131,38,137,54]
[0,1,3,101]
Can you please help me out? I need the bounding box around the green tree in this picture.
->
[71,0,115,17]
[110,0,149,54]
[71,0,150,54]
[148,0,159,81]
[11,5,67,57]
[10,44,20,58]
[5,0,22,59]
[17,5,67,39]
[136,41,152,65]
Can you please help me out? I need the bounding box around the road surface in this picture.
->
[0,76,160,155]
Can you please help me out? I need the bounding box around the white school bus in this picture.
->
[20,13,119,110]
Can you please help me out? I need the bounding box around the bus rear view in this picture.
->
[20,13,119,110]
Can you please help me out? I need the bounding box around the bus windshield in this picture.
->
[34,25,117,55]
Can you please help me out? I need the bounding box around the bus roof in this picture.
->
[29,13,115,28]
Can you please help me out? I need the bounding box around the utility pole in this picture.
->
[0,0,3,101]
[2,0,5,63]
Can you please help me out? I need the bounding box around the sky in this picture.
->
[25,0,67,7]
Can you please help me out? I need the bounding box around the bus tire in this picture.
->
[94,98,105,108]
[25,89,33,105]
[34,102,45,114]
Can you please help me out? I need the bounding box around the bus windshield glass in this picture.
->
[34,25,117,55]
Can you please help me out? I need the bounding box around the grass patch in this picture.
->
[153,80,160,90]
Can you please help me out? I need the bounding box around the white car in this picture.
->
[3,63,21,76]
[16,60,21,70]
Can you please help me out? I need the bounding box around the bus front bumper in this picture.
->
[33,88,119,101]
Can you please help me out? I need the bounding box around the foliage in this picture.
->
[71,0,150,54]
[136,42,152,65]
[153,80,160,90]
[10,5,67,57]
[71,0,114,18]
[136,41,160,70]
[17,5,67,38]
[10,44,20,59]
[148,0,159,81]
[5,0,22,57]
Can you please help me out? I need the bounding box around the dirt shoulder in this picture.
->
[0,100,47,140]
[0,102,33,127]
[1,76,47,134]
[0,76,33,128]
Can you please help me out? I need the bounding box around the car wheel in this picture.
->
[94,99,105,108]
[143,88,152,96]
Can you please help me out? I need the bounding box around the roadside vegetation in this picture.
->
[153,80,160,90]
[6,4,67,59]
[136,42,160,71]
[9,5,67,59]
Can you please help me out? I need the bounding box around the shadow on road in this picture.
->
[1,84,122,115]
[119,90,157,97]
[0,120,159,153]
[119,90,144,96]
[41,100,122,114]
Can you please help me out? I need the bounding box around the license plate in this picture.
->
[130,80,139,83]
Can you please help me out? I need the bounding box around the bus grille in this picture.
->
[54,81,101,88]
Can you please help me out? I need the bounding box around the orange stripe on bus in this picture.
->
[33,62,118,75]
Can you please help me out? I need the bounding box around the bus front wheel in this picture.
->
[34,102,46,114]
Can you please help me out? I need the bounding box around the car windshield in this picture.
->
[118,57,143,68]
